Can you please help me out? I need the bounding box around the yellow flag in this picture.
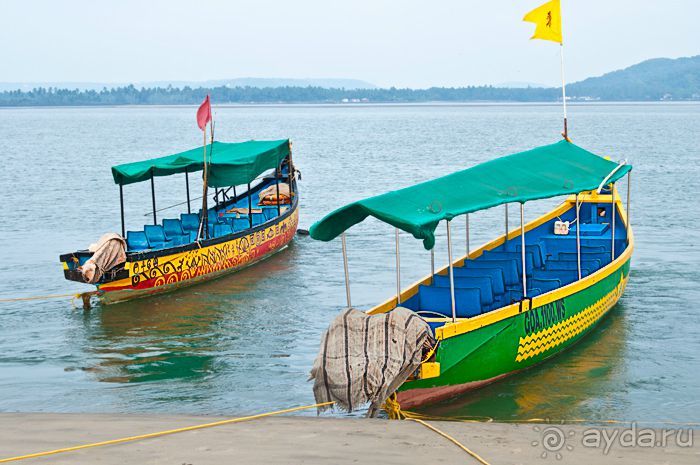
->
[523,0,563,44]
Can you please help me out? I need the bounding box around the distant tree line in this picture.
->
[0,84,562,107]
[2,60,699,107]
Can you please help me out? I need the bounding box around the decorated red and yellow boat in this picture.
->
[60,139,299,304]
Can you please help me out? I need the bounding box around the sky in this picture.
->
[1,0,698,88]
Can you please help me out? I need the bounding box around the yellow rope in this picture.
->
[385,394,700,427]
[384,392,700,465]
[0,293,81,303]
[384,395,492,463]
[407,418,492,465]
[420,342,439,364]
[0,402,333,463]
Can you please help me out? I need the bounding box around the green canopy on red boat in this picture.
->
[111,139,290,188]
[309,140,632,250]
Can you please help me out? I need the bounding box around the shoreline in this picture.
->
[1,413,697,464]
[0,101,699,110]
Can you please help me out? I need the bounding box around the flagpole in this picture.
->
[560,45,568,138]
[524,0,568,138]
[196,95,212,241]
[560,1,568,140]
[199,125,209,240]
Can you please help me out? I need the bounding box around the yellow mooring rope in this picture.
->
[384,394,493,465]
[0,293,81,303]
[407,418,492,465]
[0,291,99,310]
[0,402,333,463]
[0,399,493,464]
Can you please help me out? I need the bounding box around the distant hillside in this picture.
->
[568,55,700,100]
[0,55,698,106]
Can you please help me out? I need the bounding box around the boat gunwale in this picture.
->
[366,189,633,342]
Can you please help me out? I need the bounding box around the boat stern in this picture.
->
[59,250,94,283]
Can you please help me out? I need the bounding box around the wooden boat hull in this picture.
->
[369,191,633,410]
[62,205,298,305]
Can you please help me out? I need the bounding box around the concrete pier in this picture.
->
[0,414,697,464]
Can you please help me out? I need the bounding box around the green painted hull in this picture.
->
[397,258,630,408]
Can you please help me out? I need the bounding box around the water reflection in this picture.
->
[419,303,629,422]
[80,246,299,385]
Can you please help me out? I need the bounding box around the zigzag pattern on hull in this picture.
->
[516,275,627,362]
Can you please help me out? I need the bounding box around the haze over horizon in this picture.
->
[2,0,698,89]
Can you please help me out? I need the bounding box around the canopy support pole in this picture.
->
[395,228,401,305]
[119,183,125,238]
[185,170,191,214]
[287,142,294,200]
[504,204,509,250]
[430,248,435,278]
[611,183,616,261]
[520,204,527,298]
[247,183,253,229]
[150,173,157,225]
[465,213,470,258]
[576,193,582,280]
[446,221,456,322]
[626,172,631,231]
[341,233,351,309]
[276,165,282,216]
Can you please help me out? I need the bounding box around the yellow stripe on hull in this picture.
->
[97,208,298,304]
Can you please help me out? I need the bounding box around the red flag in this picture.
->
[196,95,211,131]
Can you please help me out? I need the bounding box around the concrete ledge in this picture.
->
[0,414,697,464]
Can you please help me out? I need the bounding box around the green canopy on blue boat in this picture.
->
[309,140,632,250]
[111,139,290,187]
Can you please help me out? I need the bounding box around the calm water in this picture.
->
[0,103,698,423]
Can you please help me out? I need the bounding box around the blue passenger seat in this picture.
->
[126,231,149,251]
[162,219,189,246]
[532,269,585,286]
[463,259,520,286]
[232,216,250,231]
[262,206,278,221]
[491,288,543,307]
[546,259,600,272]
[482,250,537,275]
[213,223,234,237]
[207,209,223,225]
[452,267,506,295]
[580,245,607,254]
[252,212,265,226]
[541,237,609,260]
[144,225,174,249]
[557,252,611,266]
[515,244,545,268]
[181,213,200,234]
[530,277,561,294]
[431,275,494,306]
[417,285,482,318]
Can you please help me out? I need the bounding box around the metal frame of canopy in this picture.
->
[335,159,631,324]
[116,146,293,241]
[117,165,290,239]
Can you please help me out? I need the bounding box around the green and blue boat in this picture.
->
[309,139,633,410]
